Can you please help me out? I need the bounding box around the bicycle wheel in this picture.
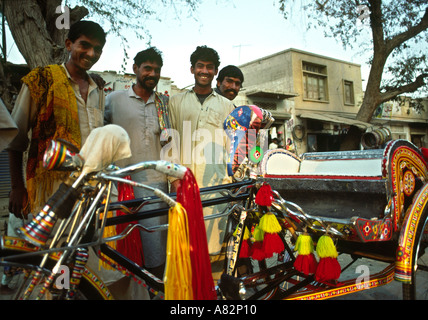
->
[3,267,109,300]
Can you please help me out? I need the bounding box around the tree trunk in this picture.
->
[4,0,61,68]
[339,0,386,150]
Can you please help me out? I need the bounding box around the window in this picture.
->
[302,62,328,101]
[344,80,355,105]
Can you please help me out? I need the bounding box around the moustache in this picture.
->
[144,77,158,82]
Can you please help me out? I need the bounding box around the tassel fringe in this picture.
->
[293,233,317,275]
[315,234,341,282]
[164,203,193,300]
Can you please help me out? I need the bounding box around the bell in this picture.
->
[17,205,57,246]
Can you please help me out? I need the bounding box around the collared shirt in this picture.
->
[168,88,235,188]
[104,85,168,268]
[168,88,235,254]
[8,63,104,151]
[104,86,168,186]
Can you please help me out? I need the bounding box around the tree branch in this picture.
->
[386,7,428,55]
[379,73,428,103]
[69,6,89,25]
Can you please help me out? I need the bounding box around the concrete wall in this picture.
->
[239,48,364,119]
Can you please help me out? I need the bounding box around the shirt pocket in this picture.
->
[87,106,104,130]
[207,109,221,126]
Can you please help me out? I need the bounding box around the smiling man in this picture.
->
[4,20,106,294]
[104,47,171,281]
[7,20,106,218]
[168,45,235,255]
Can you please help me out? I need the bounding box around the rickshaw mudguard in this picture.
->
[381,140,428,283]
[395,182,428,283]
[383,139,428,232]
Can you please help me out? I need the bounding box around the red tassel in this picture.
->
[294,253,318,275]
[315,234,341,282]
[262,233,284,258]
[176,169,217,300]
[315,257,341,282]
[239,239,251,258]
[293,233,318,275]
[116,176,144,266]
[255,184,274,207]
[250,241,266,261]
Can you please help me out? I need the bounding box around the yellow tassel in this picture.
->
[164,203,193,300]
[98,209,117,271]
[259,212,282,234]
[316,234,338,258]
[294,233,314,255]
[233,225,250,240]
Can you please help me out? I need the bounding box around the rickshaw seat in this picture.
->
[262,149,387,220]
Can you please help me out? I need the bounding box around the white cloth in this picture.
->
[79,124,132,175]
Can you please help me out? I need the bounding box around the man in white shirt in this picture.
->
[7,20,106,218]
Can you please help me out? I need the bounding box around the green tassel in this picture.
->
[252,224,265,242]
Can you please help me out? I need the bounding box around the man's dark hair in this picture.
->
[68,20,106,46]
[190,45,220,69]
[133,47,163,67]
[217,65,244,83]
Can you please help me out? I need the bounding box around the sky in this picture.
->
[6,0,372,89]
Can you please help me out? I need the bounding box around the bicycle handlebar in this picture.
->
[107,160,188,180]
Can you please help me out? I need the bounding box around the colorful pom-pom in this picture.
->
[315,235,341,282]
[255,184,274,207]
[293,233,318,275]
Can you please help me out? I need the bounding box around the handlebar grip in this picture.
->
[46,183,80,219]
[155,161,187,179]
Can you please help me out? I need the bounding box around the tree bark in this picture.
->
[3,0,88,69]
[4,0,60,68]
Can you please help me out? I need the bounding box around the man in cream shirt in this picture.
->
[168,45,235,255]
